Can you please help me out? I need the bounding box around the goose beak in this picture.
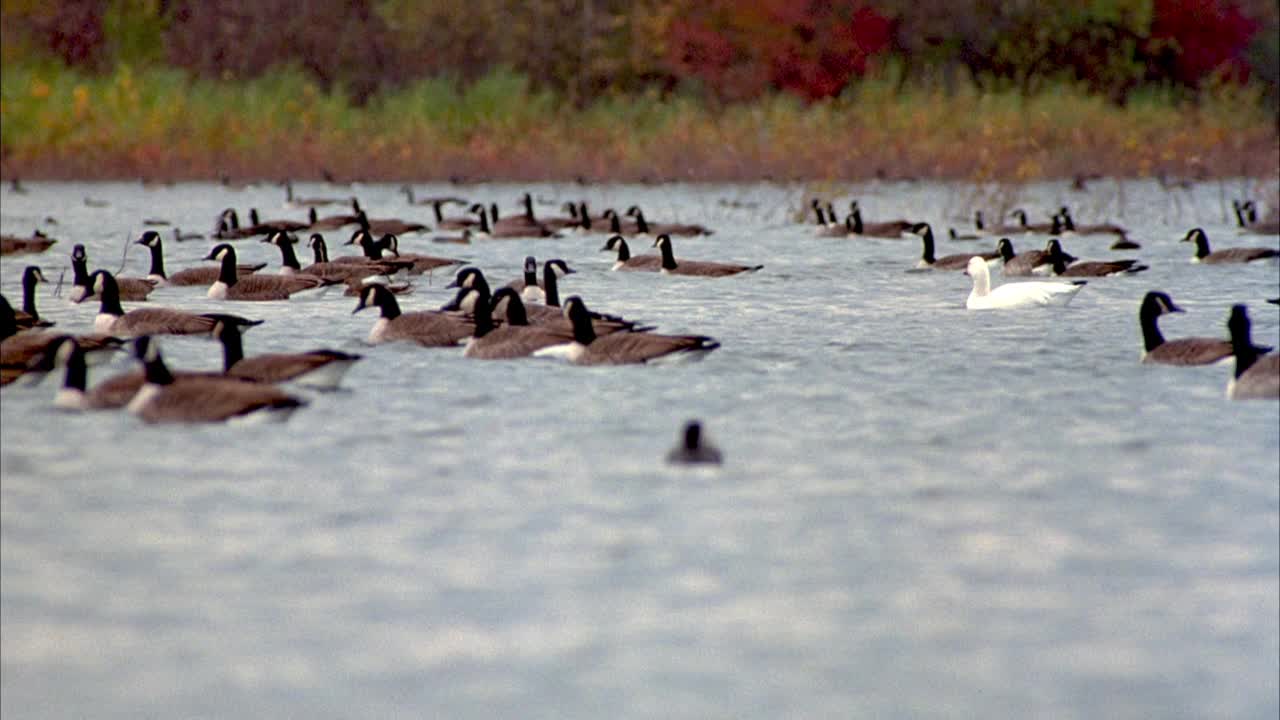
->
[351,302,367,315]
[1167,302,1185,313]
[203,250,217,260]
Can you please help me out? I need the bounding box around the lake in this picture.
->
[2,178,1278,719]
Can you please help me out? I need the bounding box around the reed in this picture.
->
[2,63,1275,181]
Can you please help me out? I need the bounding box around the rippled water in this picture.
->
[2,179,1278,719]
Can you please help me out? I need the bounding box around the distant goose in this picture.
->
[1238,201,1280,235]
[809,198,832,227]
[355,209,428,236]
[1225,305,1279,400]
[246,207,309,234]
[352,284,473,347]
[996,238,1062,276]
[1110,238,1142,250]
[306,203,362,230]
[212,208,261,239]
[653,234,762,276]
[625,206,713,237]
[964,256,1085,310]
[377,234,462,274]
[601,235,661,271]
[912,223,998,270]
[602,208,641,236]
[69,244,157,302]
[848,202,913,238]
[90,270,265,337]
[451,266,644,335]
[126,336,306,423]
[205,243,336,300]
[1182,227,1278,264]
[1045,239,1146,276]
[506,256,575,302]
[665,420,723,465]
[136,230,265,286]
[432,228,475,244]
[340,230,416,272]
[442,286,574,360]
[1056,206,1129,238]
[1,296,125,385]
[211,316,362,390]
[1010,209,1059,234]
[422,196,477,230]
[264,231,391,284]
[283,179,341,208]
[468,203,554,238]
[949,227,981,241]
[1137,291,1244,365]
[1,229,56,256]
[534,296,720,365]
[342,275,414,297]
[13,266,54,329]
[172,227,204,242]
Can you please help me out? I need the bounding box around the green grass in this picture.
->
[1,61,1275,181]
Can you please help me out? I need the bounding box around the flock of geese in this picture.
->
[1,185,1278,450]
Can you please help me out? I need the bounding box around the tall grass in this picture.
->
[1,61,1275,180]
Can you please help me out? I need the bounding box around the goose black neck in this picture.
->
[471,288,495,337]
[1051,215,1063,234]
[609,212,621,234]
[523,260,537,287]
[615,238,631,261]
[578,202,591,230]
[1232,201,1247,228]
[975,211,985,230]
[543,262,560,307]
[634,209,650,234]
[812,200,825,225]
[308,207,317,224]
[522,194,534,222]
[311,236,329,263]
[658,239,677,270]
[919,226,936,263]
[0,297,16,339]
[497,291,529,325]
[997,241,1015,262]
[1059,209,1075,231]
[63,344,88,392]
[377,290,401,320]
[490,203,500,222]
[1139,300,1166,352]
[568,304,596,345]
[22,270,39,318]
[145,240,167,278]
[431,201,444,224]
[684,423,702,451]
[97,275,125,317]
[217,249,240,286]
[277,238,302,270]
[142,351,175,386]
[1050,252,1069,275]
[1193,233,1210,259]
[851,209,864,234]
[218,325,245,370]
[249,208,262,227]
[477,208,492,234]
[1229,310,1260,378]
[72,255,89,288]
[359,234,383,259]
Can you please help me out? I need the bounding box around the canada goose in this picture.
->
[1225,305,1280,399]
[912,223,998,270]
[653,235,762,276]
[432,228,474,244]
[1,229,56,256]
[450,266,643,334]
[351,284,473,347]
[468,203,554,238]
[1,297,125,384]
[1182,228,1278,264]
[1010,209,1058,234]
[354,209,428,236]
[507,257,576,302]
[440,286,574,360]
[246,207,309,234]
[419,195,476,230]
[1111,238,1142,250]
[343,275,413,297]
[665,420,723,465]
[212,208,261,239]
[995,238,1059,276]
[1137,291,1243,365]
[89,270,265,337]
[377,234,462,274]
[126,336,306,423]
[847,202,913,238]
[205,243,336,300]
[283,179,340,208]
[172,227,204,242]
[340,231,419,274]
[816,214,857,238]
[26,335,219,409]
[1047,247,1147,277]
[136,230,265,286]
[602,208,641,235]
[1237,201,1280,235]
[964,256,1085,310]
[306,203,363,230]
[210,316,362,389]
[534,296,719,365]
[601,235,661,271]
[264,231,392,284]
[13,266,54,329]
[625,206,714,237]
[68,244,157,302]
[1056,206,1129,238]
[810,198,831,227]
[949,227,981,241]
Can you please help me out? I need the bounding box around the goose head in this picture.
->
[71,244,87,262]
[490,287,529,325]
[995,238,1016,262]
[88,269,118,297]
[440,286,485,313]
[135,230,162,248]
[352,284,397,316]
[308,233,327,251]
[447,266,487,293]
[601,235,628,253]
[1140,291,1184,319]
[652,234,674,251]
[204,243,237,263]
[544,259,575,278]
[1011,209,1028,226]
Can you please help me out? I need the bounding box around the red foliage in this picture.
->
[1149,0,1260,85]
[670,0,894,102]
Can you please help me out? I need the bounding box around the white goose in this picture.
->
[964,256,1085,310]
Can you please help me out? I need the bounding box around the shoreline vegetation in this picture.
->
[2,64,1277,183]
